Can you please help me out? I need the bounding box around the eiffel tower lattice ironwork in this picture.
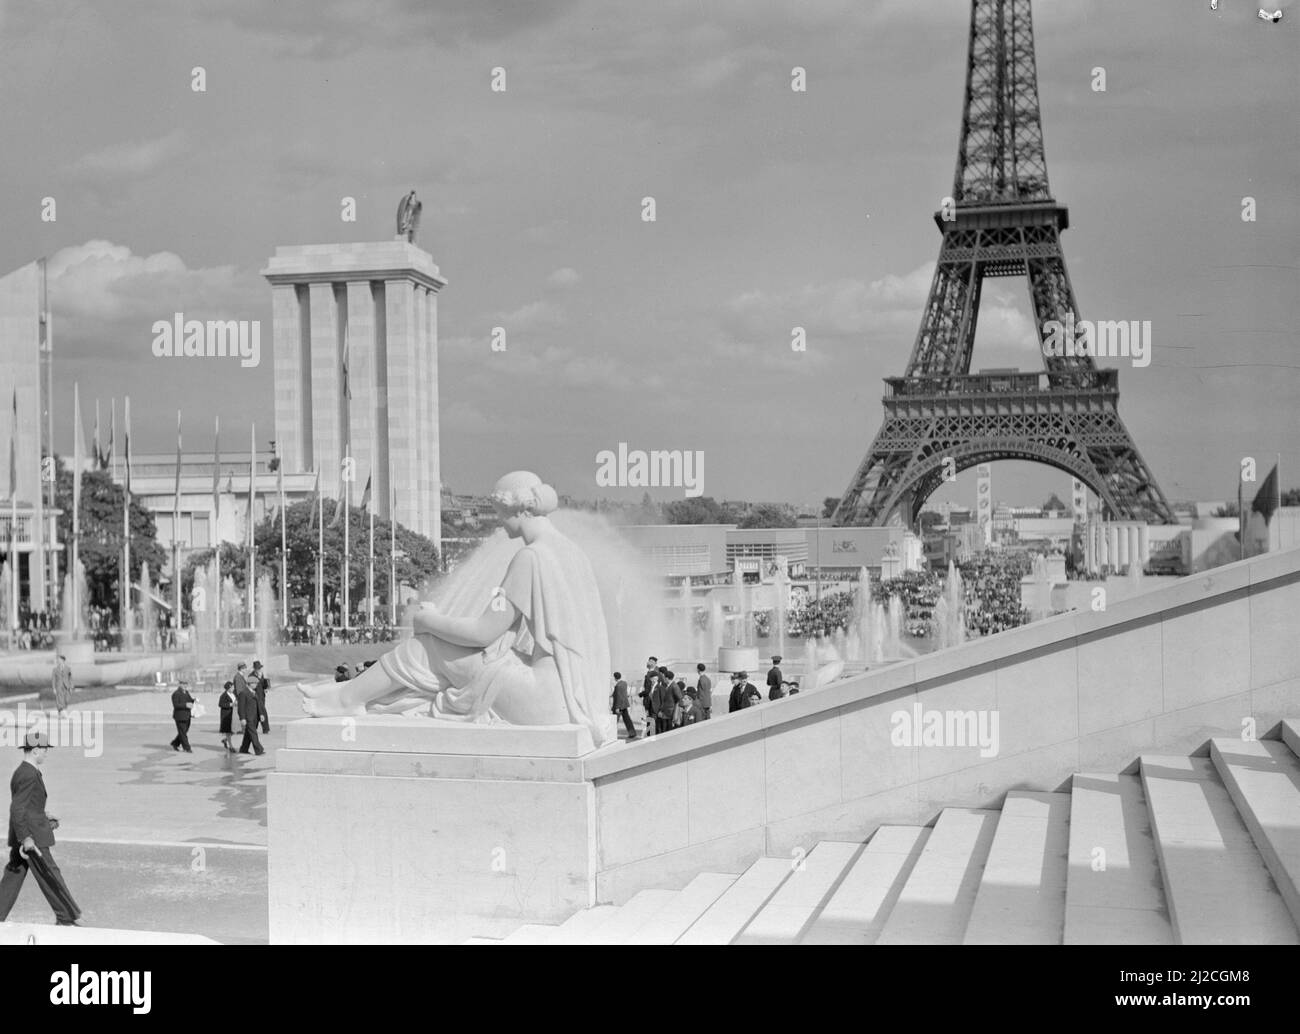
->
[833,0,1175,530]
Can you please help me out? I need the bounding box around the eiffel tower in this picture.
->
[833,0,1175,530]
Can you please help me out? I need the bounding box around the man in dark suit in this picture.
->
[651,671,682,735]
[170,680,195,752]
[767,656,785,701]
[236,674,265,756]
[610,672,636,740]
[251,660,271,734]
[0,731,82,925]
[695,663,712,720]
[728,672,745,713]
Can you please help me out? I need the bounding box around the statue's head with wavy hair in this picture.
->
[490,471,559,523]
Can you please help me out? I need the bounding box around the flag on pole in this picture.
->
[359,472,372,512]
[307,467,320,532]
[173,411,183,523]
[73,385,84,539]
[276,444,286,527]
[341,324,352,401]
[211,416,221,521]
[246,425,257,550]
[1251,462,1280,524]
[109,398,116,480]
[328,492,345,529]
[123,396,132,499]
[7,390,16,499]
[92,398,103,470]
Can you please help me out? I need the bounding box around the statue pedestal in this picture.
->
[268,716,600,944]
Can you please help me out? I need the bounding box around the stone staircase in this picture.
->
[468,720,1300,945]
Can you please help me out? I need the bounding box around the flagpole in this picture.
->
[343,460,350,633]
[389,487,397,624]
[8,390,17,644]
[316,470,323,641]
[122,396,132,641]
[72,383,83,638]
[173,410,182,646]
[1238,472,1244,562]
[248,424,256,633]
[279,460,287,630]
[213,416,221,641]
[368,505,374,627]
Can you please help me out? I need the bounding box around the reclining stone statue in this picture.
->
[297,471,612,747]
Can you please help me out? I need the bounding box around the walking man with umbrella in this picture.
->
[0,731,82,926]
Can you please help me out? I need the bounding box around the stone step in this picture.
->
[1064,773,1173,945]
[875,808,999,945]
[963,791,1070,945]
[1210,737,1300,929]
[546,904,623,944]
[734,841,863,945]
[615,874,738,945]
[1140,755,1299,945]
[499,923,562,944]
[801,826,931,945]
[1282,720,1300,761]
[582,889,682,945]
[675,858,794,945]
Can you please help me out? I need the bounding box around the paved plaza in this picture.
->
[0,682,307,943]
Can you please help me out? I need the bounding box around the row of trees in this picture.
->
[179,501,442,620]
[660,496,797,528]
[47,458,441,620]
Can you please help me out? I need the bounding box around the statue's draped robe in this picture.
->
[374,533,612,747]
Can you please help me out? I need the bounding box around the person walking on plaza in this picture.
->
[651,671,682,735]
[237,676,265,756]
[767,655,784,701]
[728,672,745,714]
[679,687,705,727]
[0,731,82,926]
[170,680,196,753]
[251,660,271,734]
[611,672,636,740]
[695,663,712,720]
[639,658,658,737]
[218,680,236,753]
[51,655,73,716]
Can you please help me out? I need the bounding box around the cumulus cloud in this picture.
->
[46,240,263,357]
[495,299,566,330]
[64,130,187,179]
[720,262,1037,356]
[546,267,582,289]
[723,263,934,340]
[181,0,581,58]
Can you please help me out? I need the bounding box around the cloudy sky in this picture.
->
[0,0,1295,510]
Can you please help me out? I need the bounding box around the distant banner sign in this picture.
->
[830,540,858,553]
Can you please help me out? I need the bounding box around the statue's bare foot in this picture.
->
[297,681,364,717]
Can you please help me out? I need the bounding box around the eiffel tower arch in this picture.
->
[834,0,1175,530]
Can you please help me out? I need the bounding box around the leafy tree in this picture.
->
[662,496,728,525]
[1282,487,1300,507]
[54,459,167,611]
[1212,502,1239,518]
[179,499,440,623]
[738,503,797,529]
[633,492,661,524]
[822,496,840,519]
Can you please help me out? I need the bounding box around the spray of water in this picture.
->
[423,510,684,675]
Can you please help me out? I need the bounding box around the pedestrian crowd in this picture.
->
[610,654,800,741]
[169,659,272,756]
